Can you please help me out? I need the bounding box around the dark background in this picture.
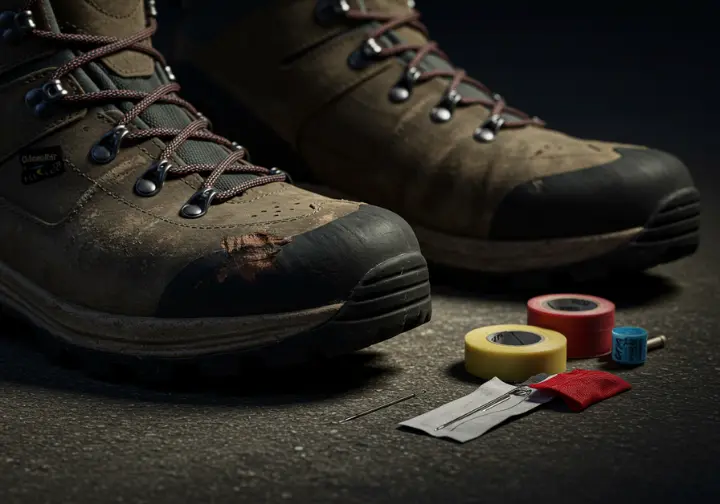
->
[419,1,717,191]
[1,2,718,503]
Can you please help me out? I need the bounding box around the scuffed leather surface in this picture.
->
[189,0,653,239]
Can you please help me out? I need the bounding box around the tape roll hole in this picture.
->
[487,331,544,346]
[544,298,599,312]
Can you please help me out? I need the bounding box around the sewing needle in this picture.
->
[434,386,533,431]
[339,393,418,423]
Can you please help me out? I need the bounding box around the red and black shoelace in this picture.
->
[5,0,286,218]
[332,1,545,139]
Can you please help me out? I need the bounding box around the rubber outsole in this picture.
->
[431,187,701,287]
[523,186,700,280]
[299,182,700,279]
[0,252,431,386]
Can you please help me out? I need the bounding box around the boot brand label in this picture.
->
[19,147,66,185]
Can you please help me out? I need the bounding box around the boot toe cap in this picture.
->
[156,205,426,318]
[488,148,698,240]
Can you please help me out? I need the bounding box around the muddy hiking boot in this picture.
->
[0,0,432,382]
[165,0,701,279]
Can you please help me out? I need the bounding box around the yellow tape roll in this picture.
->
[465,324,567,383]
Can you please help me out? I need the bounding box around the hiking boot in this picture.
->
[169,0,700,278]
[0,0,431,382]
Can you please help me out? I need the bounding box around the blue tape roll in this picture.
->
[611,327,648,365]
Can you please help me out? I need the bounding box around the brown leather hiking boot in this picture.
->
[0,0,431,381]
[169,0,700,279]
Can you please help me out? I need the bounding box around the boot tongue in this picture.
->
[51,0,154,77]
[359,0,524,122]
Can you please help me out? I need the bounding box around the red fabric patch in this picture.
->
[529,369,631,411]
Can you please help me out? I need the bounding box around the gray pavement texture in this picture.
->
[2,3,719,504]
[2,195,718,504]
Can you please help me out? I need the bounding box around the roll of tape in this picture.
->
[464,324,567,383]
[527,294,615,359]
[611,326,648,365]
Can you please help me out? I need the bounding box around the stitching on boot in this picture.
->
[83,0,143,20]
[0,158,99,226]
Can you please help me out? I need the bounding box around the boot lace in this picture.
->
[320,0,545,142]
[7,0,288,219]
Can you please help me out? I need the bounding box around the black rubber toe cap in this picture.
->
[489,148,696,240]
[156,205,421,317]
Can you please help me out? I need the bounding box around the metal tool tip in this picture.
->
[647,334,668,351]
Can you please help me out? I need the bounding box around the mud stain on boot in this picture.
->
[217,233,292,282]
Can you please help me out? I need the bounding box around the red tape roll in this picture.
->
[527,294,615,359]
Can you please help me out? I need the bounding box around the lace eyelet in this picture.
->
[145,0,158,18]
[314,0,350,26]
[25,79,68,117]
[473,114,505,143]
[389,66,421,103]
[41,79,68,101]
[430,89,462,123]
[180,187,218,219]
[135,159,172,197]
[90,125,129,164]
[347,37,384,70]
[231,142,252,163]
[164,65,176,81]
[1,10,35,44]
[269,167,293,184]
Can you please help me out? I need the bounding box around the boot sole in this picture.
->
[415,187,701,278]
[300,184,700,279]
[0,252,431,383]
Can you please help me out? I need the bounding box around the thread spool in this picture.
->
[612,326,650,365]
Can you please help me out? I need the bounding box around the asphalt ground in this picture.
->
[1,3,718,503]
